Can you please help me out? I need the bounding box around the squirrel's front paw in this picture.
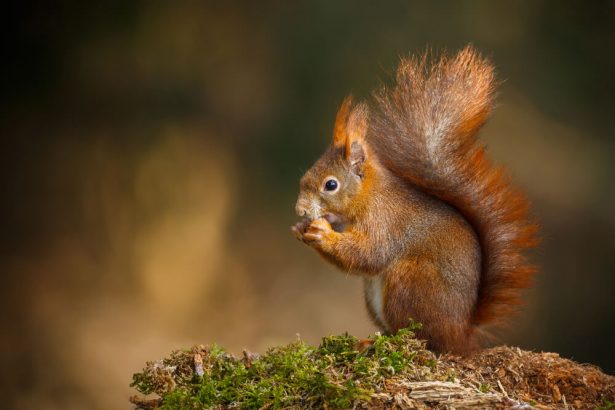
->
[302,218,337,249]
[291,220,309,241]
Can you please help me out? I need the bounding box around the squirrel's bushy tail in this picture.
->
[369,46,539,327]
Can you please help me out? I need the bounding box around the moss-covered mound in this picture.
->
[130,327,615,409]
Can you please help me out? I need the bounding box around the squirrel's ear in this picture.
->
[345,102,369,174]
[332,96,353,149]
[332,97,369,173]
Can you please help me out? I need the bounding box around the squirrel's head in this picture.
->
[296,97,370,227]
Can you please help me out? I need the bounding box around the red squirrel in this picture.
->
[291,46,539,354]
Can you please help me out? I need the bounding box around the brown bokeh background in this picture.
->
[1,1,614,409]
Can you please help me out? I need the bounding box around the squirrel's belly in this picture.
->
[364,275,388,330]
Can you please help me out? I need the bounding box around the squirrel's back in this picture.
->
[368,46,539,331]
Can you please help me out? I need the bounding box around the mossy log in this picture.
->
[130,329,615,409]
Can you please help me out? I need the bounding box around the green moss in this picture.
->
[131,328,433,409]
[597,398,615,410]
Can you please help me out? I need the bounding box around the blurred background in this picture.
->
[1,1,614,409]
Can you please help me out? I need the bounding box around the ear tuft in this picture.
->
[333,96,353,149]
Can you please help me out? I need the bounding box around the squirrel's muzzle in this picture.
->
[295,194,320,220]
[295,202,307,218]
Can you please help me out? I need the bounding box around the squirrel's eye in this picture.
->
[324,178,338,192]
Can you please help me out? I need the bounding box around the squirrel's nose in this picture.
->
[295,199,307,217]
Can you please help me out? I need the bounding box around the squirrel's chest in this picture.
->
[364,275,388,330]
